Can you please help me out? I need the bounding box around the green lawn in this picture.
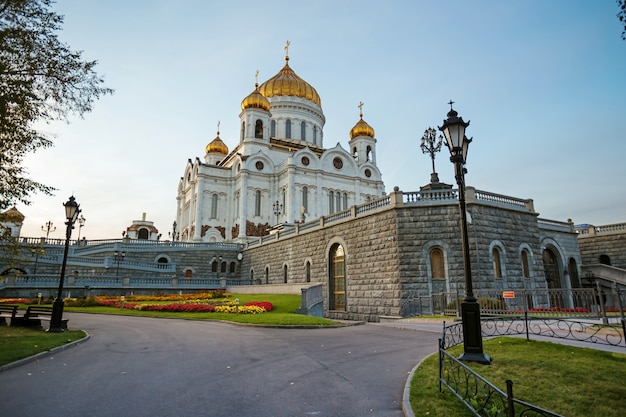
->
[64,293,338,326]
[0,326,86,366]
[410,337,626,417]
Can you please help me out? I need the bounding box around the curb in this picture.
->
[401,351,438,417]
[0,331,90,373]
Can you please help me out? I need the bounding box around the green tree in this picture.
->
[617,0,626,41]
[0,0,113,211]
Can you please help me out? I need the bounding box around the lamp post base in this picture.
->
[47,299,65,333]
[459,299,491,364]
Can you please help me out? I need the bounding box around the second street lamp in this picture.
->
[438,102,491,364]
[49,196,81,332]
[114,250,126,278]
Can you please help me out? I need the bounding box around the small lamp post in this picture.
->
[170,220,178,242]
[41,221,56,239]
[76,215,86,241]
[31,246,45,274]
[114,250,126,277]
[49,196,81,332]
[273,200,283,226]
[439,102,490,364]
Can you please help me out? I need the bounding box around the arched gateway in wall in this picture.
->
[542,248,562,289]
[328,243,346,311]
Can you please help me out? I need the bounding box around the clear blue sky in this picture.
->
[18,0,626,239]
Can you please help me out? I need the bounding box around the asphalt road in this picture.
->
[0,313,441,417]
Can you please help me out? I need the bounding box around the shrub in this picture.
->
[65,296,100,307]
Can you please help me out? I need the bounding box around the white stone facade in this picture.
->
[176,53,385,242]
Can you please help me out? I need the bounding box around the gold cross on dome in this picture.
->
[217,120,220,135]
[285,40,290,58]
[358,101,364,117]
[255,69,259,84]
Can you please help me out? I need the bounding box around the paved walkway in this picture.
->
[0,313,442,417]
[2,315,623,417]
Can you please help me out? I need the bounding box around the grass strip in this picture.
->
[410,337,626,417]
[0,326,86,366]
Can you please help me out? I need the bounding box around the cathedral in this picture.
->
[176,45,385,242]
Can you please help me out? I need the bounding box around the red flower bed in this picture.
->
[244,301,273,311]
[0,298,31,304]
[528,307,590,313]
[140,303,216,313]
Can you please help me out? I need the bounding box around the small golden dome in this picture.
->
[350,115,375,139]
[0,206,25,222]
[241,83,270,112]
[258,57,321,107]
[206,131,229,155]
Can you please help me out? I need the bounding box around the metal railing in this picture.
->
[2,274,253,291]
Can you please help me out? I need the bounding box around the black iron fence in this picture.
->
[439,348,563,417]
[442,315,626,350]
[438,316,625,416]
[402,286,626,323]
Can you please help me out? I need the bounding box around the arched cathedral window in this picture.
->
[255,120,263,138]
[302,186,308,213]
[211,194,218,219]
[255,190,262,217]
[286,119,292,139]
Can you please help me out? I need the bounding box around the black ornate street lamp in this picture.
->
[49,196,81,332]
[439,102,490,364]
[421,127,443,183]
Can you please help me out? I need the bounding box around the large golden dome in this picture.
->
[241,82,270,112]
[350,114,375,139]
[258,56,321,107]
[206,131,228,155]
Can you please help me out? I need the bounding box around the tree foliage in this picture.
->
[617,0,626,41]
[0,0,113,210]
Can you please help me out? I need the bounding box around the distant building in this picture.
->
[124,213,160,241]
[576,223,626,270]
[0,207,24,238]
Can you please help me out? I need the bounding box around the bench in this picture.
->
[0,305,18,326]
[13,306,69,330]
